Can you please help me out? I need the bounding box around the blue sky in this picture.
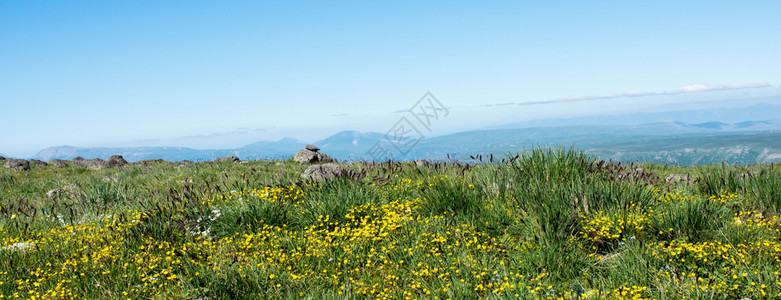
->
[1,1,780,157]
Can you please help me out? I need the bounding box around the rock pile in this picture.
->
[293,144,334,164]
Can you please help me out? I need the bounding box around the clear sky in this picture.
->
[1,1,780,157]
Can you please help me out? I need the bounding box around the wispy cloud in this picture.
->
[479,83,771,107]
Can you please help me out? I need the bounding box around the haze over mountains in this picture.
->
[23,102,781,165]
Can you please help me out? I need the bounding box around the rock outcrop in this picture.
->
[301,163,350,181]
[70,156,127,169]
[4,159,30,171]
[29,159,48,167]
[106,155,128,168]
[85,158,108,169]
[48,159,69,167]
[72,157,86,167]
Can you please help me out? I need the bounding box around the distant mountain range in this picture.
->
[28,118,781,165]
[17,101,781,165]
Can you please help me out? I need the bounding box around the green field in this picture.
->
[2,148,781,299]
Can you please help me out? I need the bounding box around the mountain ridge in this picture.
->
[28,119,781,165]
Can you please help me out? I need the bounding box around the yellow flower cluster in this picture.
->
[581,285,650,300]
[656,190,741,204]
[579,210,647,245]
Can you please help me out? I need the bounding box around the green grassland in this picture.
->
[1,148,781,299]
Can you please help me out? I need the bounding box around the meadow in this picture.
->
[1,148,780,299]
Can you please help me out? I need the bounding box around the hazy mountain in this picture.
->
[317,131,385,149]
[33,146,231,162]
[27,113,781,165]
[314,130,386,159]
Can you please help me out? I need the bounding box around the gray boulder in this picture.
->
[301,163,349,181]
[85,158,108,169]
[665,174,692,184]
[294,149,316,163]
[72,157,87,167]
[4,159,30,171]
[29,159,48,167]
[105,155,128,168]
[214,155,240,163]
[317,152,334,163]
[305,144,320,152]
[46,183,81,198]
[413,159,430,167]
[48,159,69,167]
[46,189,63,198]
[293,149,334,164]
[0,156,5,160]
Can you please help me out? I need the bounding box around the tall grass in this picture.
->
[1,150,780,299]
